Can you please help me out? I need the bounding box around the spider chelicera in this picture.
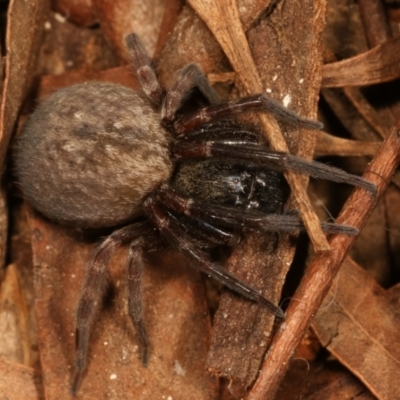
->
[15,33,376,394]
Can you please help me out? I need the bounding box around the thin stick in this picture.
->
[246,121,400,400]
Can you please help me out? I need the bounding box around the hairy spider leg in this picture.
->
[72,222,152,395]
[161,63,220,126]
[127,241,150,366]
[142,197,285,318]
[176,119,263,144]
[125,34,163,106]
[156,184,359,236]
[172,138,377,194]
[178,213,241,246]
[174,93,324,135]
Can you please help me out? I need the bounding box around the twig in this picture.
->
[314,131,381,157]
[358,0,391,48]
[245,119,400,400]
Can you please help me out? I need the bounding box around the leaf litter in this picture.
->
[1,0,400,399]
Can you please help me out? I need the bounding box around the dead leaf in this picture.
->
[302,363,375,400]
[52,0,97,27]
[312,257,400,400]
[92,0,166,60]
[0,358,42,400]
[0,264,31,365]
[0,0,48,168]
[38,12,118,76]
[4,1,400,399]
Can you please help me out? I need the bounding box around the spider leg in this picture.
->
[172,138,377,194]
[72,222,150,395]
[174,93,324,134]
[156,184,360,236]
[162,64,220,126]
[127,239,150,366]
[143,196,285,318]
[174,212,240,247]
[125,33,163,106]
[178,119,261,142]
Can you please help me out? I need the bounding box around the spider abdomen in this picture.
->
[16,81,173,228]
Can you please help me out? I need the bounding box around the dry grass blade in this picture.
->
[188,0,329,252]
[246,119,400,400]
[322,35,400,88]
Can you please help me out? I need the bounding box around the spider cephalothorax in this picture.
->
[15,33,375,394]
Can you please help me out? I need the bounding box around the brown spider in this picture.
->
[15,33,375,394]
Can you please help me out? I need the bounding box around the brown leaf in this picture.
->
[0,0,48,169]
[0,0,47,279]
[207,233,295,387]
[384,185,400,279]
[37,65,138,99]
[312,257,400,400]
[92,0,166,60]
[0,186,8,277]
[38,13,118,76]
[0,358,42,400]
[0,264,31,365]
[156,5,226,87]
[6,1,400,399]
[273,331,375,399]
[302,364,376,400]
[350,198,393,286]
[52,0,97,27]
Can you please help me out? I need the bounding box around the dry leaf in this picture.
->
[0,0,48,167]
[52,0,97,27]
[312,257,400,400]
[93,0,166,60]
[0,264,31,365]
[38,13,118,76]
[4,1,400,399]
[0,358,42,400]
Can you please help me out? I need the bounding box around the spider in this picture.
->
[15,33,376,394]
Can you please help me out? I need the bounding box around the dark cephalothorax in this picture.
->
[15,33,376,394]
